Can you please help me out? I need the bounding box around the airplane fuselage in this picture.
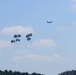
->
[47,21,53,23]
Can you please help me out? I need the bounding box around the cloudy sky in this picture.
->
[0,0,76,75]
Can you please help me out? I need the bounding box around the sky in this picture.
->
[0,0,76,75]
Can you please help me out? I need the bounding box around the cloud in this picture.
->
[12,53,63,63]
[0,39,12,48]
[25,54,63,62]
[12,56,23,63]
[25,54,52,62]
[68,0,76,10]
[31,39,56,47]
[52,54,63,60]
[72,0,76,9]
[0,25,34,35]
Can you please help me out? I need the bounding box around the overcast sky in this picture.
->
[0,0,76,75]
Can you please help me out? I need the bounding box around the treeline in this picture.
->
[0,70,43,75]
[58,70,76,75]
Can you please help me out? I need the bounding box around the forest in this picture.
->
[0,69,76,75]
[0,70,43,75]
[58,70,76,75]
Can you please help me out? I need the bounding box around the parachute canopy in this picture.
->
[26,33,32,38]
[14,35,18,38]
[14,34,21,38]
[26,33,32,41]
[16,39,20,42]
[11,33,33,43]
[27,37,31,41]
[11,40,15,43]
[18,34,21,38]
[11,34,21,43]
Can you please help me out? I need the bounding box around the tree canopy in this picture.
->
[58,70,76,75]
[0,70,43,75]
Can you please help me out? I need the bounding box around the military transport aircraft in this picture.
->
[47,21,53,23]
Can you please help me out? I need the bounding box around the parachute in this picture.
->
[27,37,31,41]
[11,33,33,49]
[14,34,21,38]
[11,33,33,42]
[14,34,18,38]
[11,40,15,43]
[11,34,21,43]
[16,39,20,42]
[18,34,21,38]
[11,34,22,49]
[11,33,33,43]
[26,33,32,41]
